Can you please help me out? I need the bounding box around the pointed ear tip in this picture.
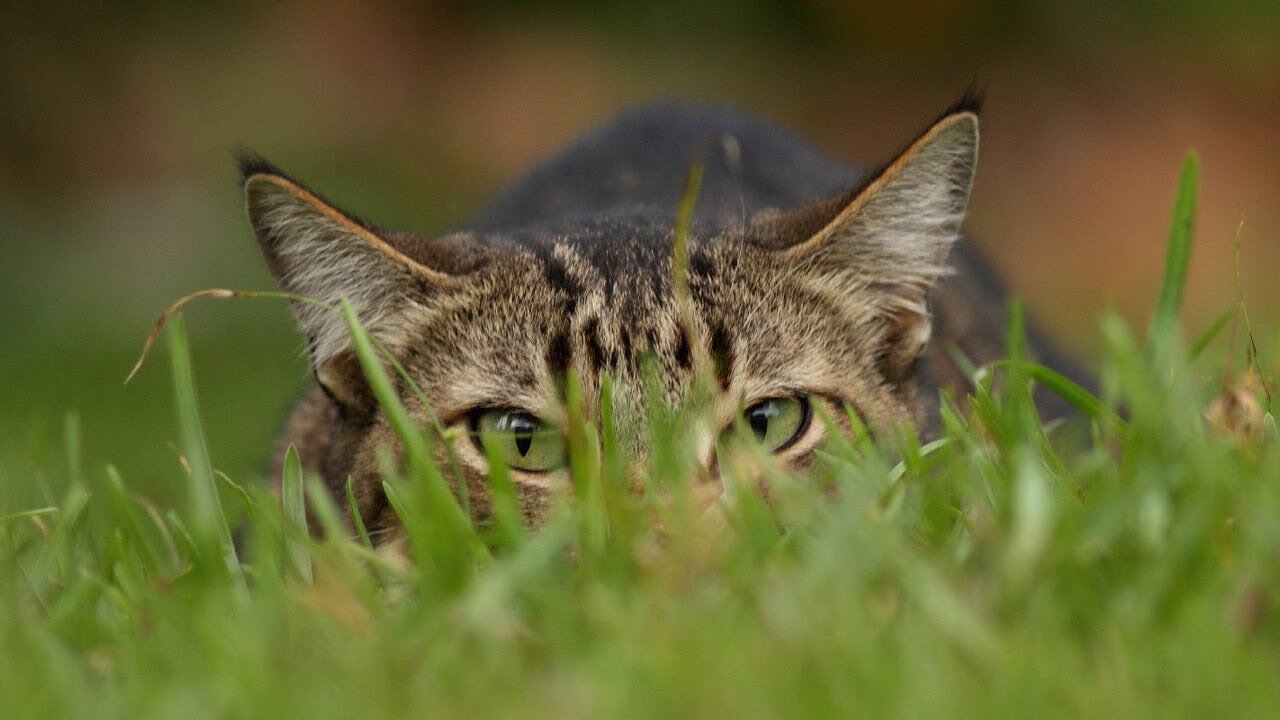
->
[940,110,979,133]
[945,88,985,116]
[934,90,983,135]
[240,173,293,217]
[240,168,309,212]
[235,150,290,187]
[926,112,979,156]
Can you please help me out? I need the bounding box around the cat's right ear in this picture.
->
[754,102,979,383]
[240,155,464,411]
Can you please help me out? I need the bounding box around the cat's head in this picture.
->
[242,104,978,538]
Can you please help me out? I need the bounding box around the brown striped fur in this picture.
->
[243,98,1057,545]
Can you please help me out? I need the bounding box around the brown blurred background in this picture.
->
[2,1,1278,503]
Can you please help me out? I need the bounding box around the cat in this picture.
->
[241,94,1068,546]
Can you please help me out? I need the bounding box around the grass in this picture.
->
[2,153,1279,718]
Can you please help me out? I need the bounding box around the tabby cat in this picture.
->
[242,95,1046,545]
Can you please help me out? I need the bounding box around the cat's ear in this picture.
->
[241,155,465,409]
[776,104,979,378]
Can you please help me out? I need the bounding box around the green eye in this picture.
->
[740,396,810,452]
[471,410,566,472]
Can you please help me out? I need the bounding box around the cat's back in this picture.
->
[469,102,861,231]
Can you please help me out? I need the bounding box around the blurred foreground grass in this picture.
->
[2,156,1279,718]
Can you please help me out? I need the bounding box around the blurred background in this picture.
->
[2,0,1278,506]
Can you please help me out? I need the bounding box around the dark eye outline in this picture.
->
[737,395,812,453]
[466,408,564,473]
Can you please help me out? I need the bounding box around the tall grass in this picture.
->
[1,153,1278,718]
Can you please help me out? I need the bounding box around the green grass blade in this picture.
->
[345,477,374,550]
[1231,218,1273,411]
[166,314,244,590]
[0,507,58,524]
[986,359,1123,428]
[340,300,487,588]
[1189,307,1235,362]
[303,475,353,543]
[28,482,89,586]
[671,158,704,315]
[281,445,313,584]
[373,338,471,518]
[481,438,526,552]
[564,371,605,562]
[102,465,164,575]
[1149,151,1199,343]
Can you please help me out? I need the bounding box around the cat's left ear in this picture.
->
[239,155,477,411]
[770,103,979,377]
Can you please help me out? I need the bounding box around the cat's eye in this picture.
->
[738,396,810,453]
[471,410,567,472]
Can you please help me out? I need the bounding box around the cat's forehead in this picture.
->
[463,213,753,313]
[484,212,681,273]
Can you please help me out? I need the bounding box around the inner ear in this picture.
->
[314,351,377,418]
[877,300,934,384]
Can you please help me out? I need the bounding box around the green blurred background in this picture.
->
[2,1,1278,508]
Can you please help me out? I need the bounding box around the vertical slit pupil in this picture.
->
[504,413,538,457]
[749,409,769,439]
